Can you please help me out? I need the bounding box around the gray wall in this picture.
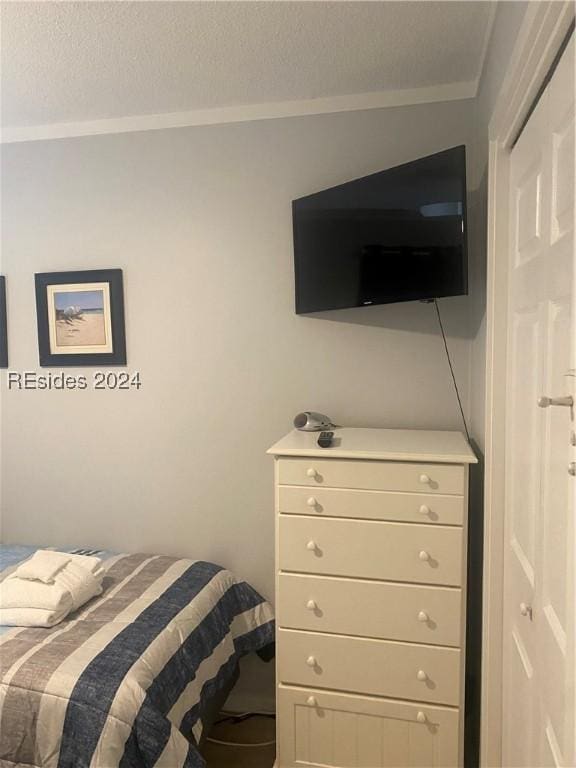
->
[1,99,474,706]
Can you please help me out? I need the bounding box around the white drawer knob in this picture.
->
[416,711,427,723]
[419,504,430,515]
[306,599,317,610]
[306,655,317,667]
[306,696,317,707]
[307,496,317,507]
[419,550,430,562]
[417,669,428,681]
[307,468,318,478]
[418,611,429,623]
[306,540,318,552]
[419,474,431,484]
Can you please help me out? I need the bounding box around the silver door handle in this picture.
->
[537,395,574,408]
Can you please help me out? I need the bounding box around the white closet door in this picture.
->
[503,36,575,768]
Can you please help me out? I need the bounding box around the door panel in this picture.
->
[515,161,543,264]
[508,307,543,585]
[505,630,535,767]
[503,36,575,768]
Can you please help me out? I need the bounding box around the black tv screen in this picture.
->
[293,145,468,313]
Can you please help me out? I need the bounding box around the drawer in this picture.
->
[277,684,460,768]
[278,457,465,495]
[278,573,462,646]
[278,485,464,525]
[279,515,463,586]
[278,629,460,706]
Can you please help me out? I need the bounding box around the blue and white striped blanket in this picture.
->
[0,546,275,767]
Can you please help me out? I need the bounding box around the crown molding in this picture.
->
[489,0,575,146]
[1,80,477,144]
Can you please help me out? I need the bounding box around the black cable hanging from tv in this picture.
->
[433,298,471,442]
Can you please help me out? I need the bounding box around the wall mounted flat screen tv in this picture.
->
[293,145,468,314]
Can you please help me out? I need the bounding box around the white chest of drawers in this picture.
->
[268,427,477,768]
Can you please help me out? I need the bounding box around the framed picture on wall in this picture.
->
[35,269,126,366]
[0,276,7,368]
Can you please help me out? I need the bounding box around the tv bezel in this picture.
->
[292,145,468,314]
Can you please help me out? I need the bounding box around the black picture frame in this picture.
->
[0,276,7,368]
[35,269,126,367]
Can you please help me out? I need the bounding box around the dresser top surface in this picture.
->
[267,427,477,464]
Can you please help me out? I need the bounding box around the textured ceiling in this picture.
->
[1,1,494,131]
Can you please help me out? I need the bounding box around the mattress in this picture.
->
[0,545,275,768]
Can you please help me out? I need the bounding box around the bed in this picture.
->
[0,545,275,768]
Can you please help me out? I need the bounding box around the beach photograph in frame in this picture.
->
[49,284,111,352]
[35,269,126,366]
[0,276,7,368]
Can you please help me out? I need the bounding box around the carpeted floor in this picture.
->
[202,713,276,768]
